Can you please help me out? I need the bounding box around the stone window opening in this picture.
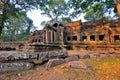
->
[35,40,37,42]
[32,40,34,43]
[59,24,63,26]
[67,36,71,41]
[38,39,41,42]
[66,46,72,50]
[52,32,54,42]
[114,35,119,41]
[90,35,95,41]
[73,36,77,41]
[32,33,35,36]
[99,35,104,41]
[82,36,87,42]
[53,23,58,27]
[48,32,51,42]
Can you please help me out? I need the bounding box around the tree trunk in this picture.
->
[0,0,9,35]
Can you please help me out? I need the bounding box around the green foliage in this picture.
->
[41,17,71,26]
[0,0,41,35]
[40,0,70,23]
[84,2,105,20]
[2,12,35,42]
[68,0,116,20]
[84,0,116,21]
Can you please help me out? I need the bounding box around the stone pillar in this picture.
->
[57,27,64,43]
[37,39,39,43]
[78,35,80,41]
[110,34,113,43]
[45,30,48,43]
[87,35,90,42]
[51,31,53,43]
[95,34,98,41]
[60,27,64,42]
[105,32,110,42]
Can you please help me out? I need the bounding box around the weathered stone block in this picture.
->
[46,58,65,68]
[0,63,33,73]
[7,52,29,60]
[65,55,79,62]
[38,52,49,61]
[78,53,90,59]
[47,50,68,58]
[37,50,68,62]
[65,61,88,69]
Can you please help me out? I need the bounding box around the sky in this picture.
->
[27,10,50,30]
[27,9,85,30]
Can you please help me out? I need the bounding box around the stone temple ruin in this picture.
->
[0,0,120,74]
[0,0,120,52]
[0,19,120,52]
[27,18,120,52]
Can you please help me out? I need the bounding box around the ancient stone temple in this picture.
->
[28,18,120,51]
[0,19,120,52]
[29,22,65,44]
[27,1,120,52]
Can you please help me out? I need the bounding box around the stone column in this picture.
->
[105,32,110,42]
[78,35,80,41]
[54,32,57,42]
[45,30,48,43]
[57,27,64,43]
[95,34,98,41]
[110,34,113,43]
[37,39,39,43]
[51,31,53,43]
[60,27,64,42]
[87,35,90,42]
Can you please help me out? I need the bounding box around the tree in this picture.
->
[84,1,117,21]
[68,0,116,20]
[39,0,70,24]
[2,12,35,41]
[84,2,106,21]
[0,0,40,35]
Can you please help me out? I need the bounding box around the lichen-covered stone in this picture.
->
[46,58,65,68]
[0,63,33,73]
[65,55,79,62]
[78,53,90,59]
[65,61,88,69]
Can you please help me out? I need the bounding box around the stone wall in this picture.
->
[0,41,27,51]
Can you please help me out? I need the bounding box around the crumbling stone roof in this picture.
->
[44,24,57,31]
[64,20,82,27]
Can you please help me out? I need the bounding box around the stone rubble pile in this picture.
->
[0,50,118,73]
[0,63,33,73]
[0,50,68,73]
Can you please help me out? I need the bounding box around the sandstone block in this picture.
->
[46,58,65,68]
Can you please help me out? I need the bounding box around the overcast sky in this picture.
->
[27,10,50,30]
